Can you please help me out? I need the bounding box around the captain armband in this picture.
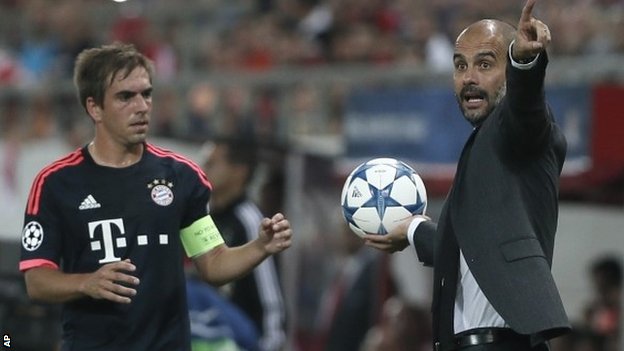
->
[180,215,224,258]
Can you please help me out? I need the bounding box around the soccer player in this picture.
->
[18,43,292,351]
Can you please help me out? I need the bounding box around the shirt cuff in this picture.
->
[509,40,539,70]
[407,217,428,247]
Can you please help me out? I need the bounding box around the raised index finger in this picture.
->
[520,0,537,24]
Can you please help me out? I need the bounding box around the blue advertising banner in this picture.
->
[344,84,590,176]
[546,85,592,174]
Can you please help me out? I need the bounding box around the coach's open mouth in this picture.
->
[462,91,486,109]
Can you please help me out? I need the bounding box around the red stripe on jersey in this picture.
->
[146,143,213,190]
[27,150,84,215]
[19,258,59,272]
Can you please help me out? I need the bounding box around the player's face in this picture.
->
[453,25,507,126]
[98,67,153,146]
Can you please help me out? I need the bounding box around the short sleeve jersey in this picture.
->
[19,143,212,351]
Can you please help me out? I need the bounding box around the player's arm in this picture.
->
[24,260,139,304]
[189,213,292,286]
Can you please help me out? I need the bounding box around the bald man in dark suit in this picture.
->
[364,1,571,350]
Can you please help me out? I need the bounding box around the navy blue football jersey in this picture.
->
[20,143,212,351]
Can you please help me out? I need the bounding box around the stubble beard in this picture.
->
[459,83,507,126]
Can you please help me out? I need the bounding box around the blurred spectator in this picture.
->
[187,272,261,351]
[240,15,279,71]
[185,82,219,142]
[325,82,348,135]
[109,8,179,81]
[360,296,432,351]
[552,255,624,351]
[151,87,183,139]
[285,83,326,136]
[401,11,454,72]
[583,255,622,351]
[290,0,333,59]
[17,0,60,86]
[305,222,394,351]
[49,1,96,78]
[27,93,57,139]
[0,48,22,85]
[253,87,279,138]
[256,142,287,219]
[329,23,377,63]
[220,85,256,136]
[200,137,287,351]
[1,94,22,198]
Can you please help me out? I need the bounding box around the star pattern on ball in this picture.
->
[341,158,427,236]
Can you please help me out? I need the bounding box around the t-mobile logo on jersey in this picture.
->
[88,218,169,264]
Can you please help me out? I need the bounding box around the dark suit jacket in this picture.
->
[412,53,571,347]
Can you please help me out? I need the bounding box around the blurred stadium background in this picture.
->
[0,0,623,350]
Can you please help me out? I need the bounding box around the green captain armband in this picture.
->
[180,215,225,258]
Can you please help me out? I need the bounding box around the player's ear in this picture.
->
[86,97,102,123]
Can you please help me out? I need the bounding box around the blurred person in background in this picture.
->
[583,255,622,351]
[200,136,286,351]
[18,43,292,351]
[186,264,261,351]
[364,0,571,350]
[185,82,219,142]
[360,296,432,351]
[16,0,60,85]
[311,222,393,351]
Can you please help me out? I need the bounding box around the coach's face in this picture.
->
[89,66,153,146]
[453,21,507,126]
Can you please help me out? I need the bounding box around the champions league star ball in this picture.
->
[22,221,44,251]
[341,158,427,237]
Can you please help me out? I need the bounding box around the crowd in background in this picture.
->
[2,0,624,82]
[2,0,624,147]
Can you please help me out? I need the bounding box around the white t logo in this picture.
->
[88,218,125,264]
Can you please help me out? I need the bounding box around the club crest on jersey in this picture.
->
[148,179,174,206]
[22,221,44,251]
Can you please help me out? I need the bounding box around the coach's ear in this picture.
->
[85,97,102,123]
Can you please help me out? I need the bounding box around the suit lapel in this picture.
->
[432,126,480,348]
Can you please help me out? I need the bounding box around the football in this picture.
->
[340,158,427,237]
